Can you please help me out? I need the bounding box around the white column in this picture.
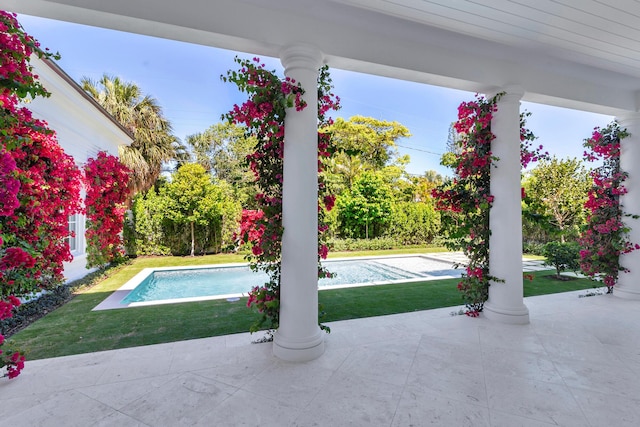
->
[616,112,640,300]
[484,88,530,324]
[273,44,325,361]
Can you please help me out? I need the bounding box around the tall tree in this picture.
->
[445,122,463,155]
[321,115,411,194]
[81,74,178,194]
[323,152,367,193]
[160,163,240,256]
[523,157,591,242]
[325,115,411,168]
[336,171,394,239]
[184,122,257,204]
[411,170,444,202]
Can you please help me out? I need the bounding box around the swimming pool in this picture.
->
[93,255,461,310]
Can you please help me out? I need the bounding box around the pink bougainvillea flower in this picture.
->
[578,121,636,292]
[432,93,545,314]
[223,56,339,334]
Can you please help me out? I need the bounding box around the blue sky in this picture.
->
[18,14,613,177]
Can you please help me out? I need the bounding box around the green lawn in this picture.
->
[7,250,597,360]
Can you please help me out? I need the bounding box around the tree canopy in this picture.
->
[160,164,240,256]
[522,157,591,242]
[185,122,257,205]
[325,115,411,168]
[81,74,179,195]
[336,171,394,239]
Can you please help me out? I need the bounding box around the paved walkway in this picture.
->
[1,288,639,426]
[426,252,551,273]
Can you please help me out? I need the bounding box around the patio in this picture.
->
[1,2,640,424]
[1,289,639,426]
[4,0,640,363]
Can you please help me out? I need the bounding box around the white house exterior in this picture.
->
[25,56,133,282]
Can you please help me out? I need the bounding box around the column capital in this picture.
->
[280,43,323,74]
[488,85,524,104]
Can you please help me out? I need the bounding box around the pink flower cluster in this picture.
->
[0,150,20,216]
[0,247,36,272]
[2,11,82,378]
[0,11,55,99]
[432,94,501,313]
[0,295,23,378]
[223,57,340,333]
[578,123,637,292]
[246,285,278,311]
[454,100,496,136]
[519,115,548,169]
[83,151,131,268]
[0,296,21,321]
[235,209,266,256]
[583,129,620,161]
[432,94,544,313]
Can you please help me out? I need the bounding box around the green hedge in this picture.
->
[386,201,440,244]
[327,237,435,252]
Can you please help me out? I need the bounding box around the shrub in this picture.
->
[328,237,396,252]
[326,237,435,252]
[522,241,545,256]
[0,286,71,337]
[542,241,580,277]
[386,201,440,245]
[131,189,171,256]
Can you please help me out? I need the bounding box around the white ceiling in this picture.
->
[339,0,640,79]
[4,0,640,115]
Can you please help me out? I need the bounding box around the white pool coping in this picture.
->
[92,254,463,311]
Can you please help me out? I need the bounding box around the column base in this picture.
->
[483,302,530,324]
[273,328,325,362]
[614,285,640,300]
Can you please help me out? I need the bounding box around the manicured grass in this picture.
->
[8,251,596,361]
[319,272,595,321]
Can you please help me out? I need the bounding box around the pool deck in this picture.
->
[2,284,639,426]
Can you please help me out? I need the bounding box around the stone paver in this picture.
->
[2,288,638,426]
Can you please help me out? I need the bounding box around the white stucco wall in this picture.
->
[24,57,132,282]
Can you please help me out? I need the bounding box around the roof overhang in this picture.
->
[5,0,640,116]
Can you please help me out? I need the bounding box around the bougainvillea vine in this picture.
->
[84,151,131,268]
[578,122,638,292]
[224,57,340,337]
[1,10,82,378]
[432,93,545,315]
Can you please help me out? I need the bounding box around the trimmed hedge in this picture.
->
[327,237,441,252]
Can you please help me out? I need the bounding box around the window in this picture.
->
[67,214,77,252]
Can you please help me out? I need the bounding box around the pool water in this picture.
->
[120,257,460,305]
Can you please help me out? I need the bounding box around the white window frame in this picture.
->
[67,214,78,253]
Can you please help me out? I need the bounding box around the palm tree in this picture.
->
[81,74,178,195]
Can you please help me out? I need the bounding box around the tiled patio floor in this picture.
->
[2,287,639,426]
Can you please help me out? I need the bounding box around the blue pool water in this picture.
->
[120,257,460,304]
